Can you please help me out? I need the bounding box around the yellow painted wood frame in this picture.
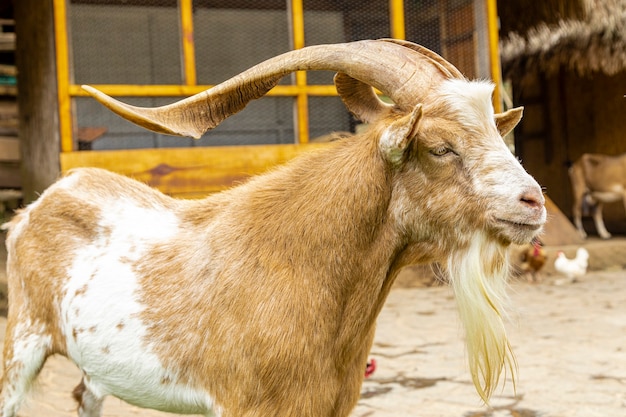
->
[389,0,405,40]
[180,0,197,86]
[486,0,502,113]
[53,0,73,153]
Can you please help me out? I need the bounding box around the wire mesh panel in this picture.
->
[70,0,182,85]
[191,0,295,146]
[193,1,291,85]
[67,0,490,151]
[69,0,188,150]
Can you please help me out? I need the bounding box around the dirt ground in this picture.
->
[0,234,624,417]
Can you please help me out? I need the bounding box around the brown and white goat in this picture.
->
[569,152,626,239]
[0,40,546,417]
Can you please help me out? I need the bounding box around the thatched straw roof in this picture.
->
[500,0,626,79]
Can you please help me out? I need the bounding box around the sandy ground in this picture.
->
[0,236,625,417]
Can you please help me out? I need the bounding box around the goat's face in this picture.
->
[381,80,545,249]
[375,79,546,401]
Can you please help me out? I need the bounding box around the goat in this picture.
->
[569,152,626,239]
[0,39,546,417]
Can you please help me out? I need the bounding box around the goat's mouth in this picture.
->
[495,218,543,231]
[494,218,544,244]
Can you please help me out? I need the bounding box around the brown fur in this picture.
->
[136,135,400,415]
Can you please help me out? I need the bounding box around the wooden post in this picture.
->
[15,0,61,203]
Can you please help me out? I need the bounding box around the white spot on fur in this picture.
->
[472,146,526,195]
[437,79,496,133]
[6,320,50,369]
[60,200,217,415]
[1,320,52,416]
[55,171,82,191]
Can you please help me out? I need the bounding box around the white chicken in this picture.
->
[553,247,589,285]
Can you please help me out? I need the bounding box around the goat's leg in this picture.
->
[572,194,587,239]
[592,202,611,239]
[72,378,104,417]
[623,193,626,237]
[0,318,50,417]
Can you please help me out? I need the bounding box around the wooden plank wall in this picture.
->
[0,101,19,189]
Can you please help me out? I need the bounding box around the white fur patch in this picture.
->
[437,79,496,133]
[472,144,527,195]
[56,171,83,191]
[1,321,52,416]
[60,200,217,415]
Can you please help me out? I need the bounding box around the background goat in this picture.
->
[569,152,626,239]
[0,39,546,417]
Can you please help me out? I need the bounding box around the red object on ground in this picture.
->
[364,358,376,378]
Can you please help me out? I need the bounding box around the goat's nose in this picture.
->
[519,186,545,209]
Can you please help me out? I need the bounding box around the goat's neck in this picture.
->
[211,139,408,342]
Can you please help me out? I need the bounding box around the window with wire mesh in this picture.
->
[69,0,487,150]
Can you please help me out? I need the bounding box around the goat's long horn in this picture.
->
[83,39,464,139]
[333,72,394,123]
[383,38,464,79]
[333,39,465,123]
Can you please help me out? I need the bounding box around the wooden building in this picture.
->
[0,5,16,197]
[498,0,626,235]
[12,0,502,202]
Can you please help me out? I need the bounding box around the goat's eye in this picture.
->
[430,146,450,156]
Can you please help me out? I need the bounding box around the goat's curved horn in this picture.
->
[333,72,394,123]
[333,39,465,123]
[83,39,464,139]
[382,38,464,79]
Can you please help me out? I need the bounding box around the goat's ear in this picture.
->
[379,104,423,164]
[494,106,523,137]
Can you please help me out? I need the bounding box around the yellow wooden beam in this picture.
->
[294,74,310,144]
[290,0,309,144]
[291,0,305,50]
[389,0,405,40]
[53,0,74,153]
[70,84,340,97]
[486,0,503,113]
[179,0,197,86]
